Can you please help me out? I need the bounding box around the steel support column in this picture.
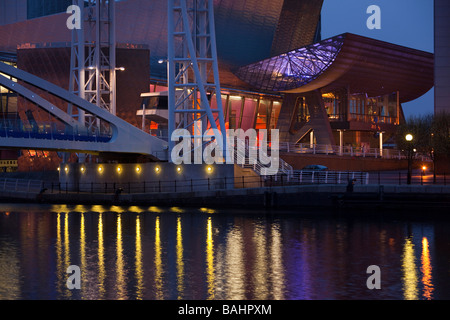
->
[168,0,227,163]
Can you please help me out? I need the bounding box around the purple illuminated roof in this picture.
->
[235,35,344,92]
[235,33,434,103]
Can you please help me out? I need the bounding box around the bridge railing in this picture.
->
[0,125,113,143]
[0,178,44,193]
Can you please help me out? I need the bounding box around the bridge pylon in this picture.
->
[167,0,228,163]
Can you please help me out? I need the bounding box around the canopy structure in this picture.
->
[235,35,344,92]
[235,33,434,103]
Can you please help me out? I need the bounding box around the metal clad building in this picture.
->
[0,0,322,79]
[435,0,450,114]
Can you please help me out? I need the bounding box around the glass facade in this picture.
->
[323,90,347,121]
[142,86,283,139]
[0,61,18,130]
[235,35,344,92]
[221,93,282,133]
[348,92,399,125]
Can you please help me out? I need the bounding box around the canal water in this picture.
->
[0,203,448,300]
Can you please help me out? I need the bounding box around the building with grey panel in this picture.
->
[435,0,450,114]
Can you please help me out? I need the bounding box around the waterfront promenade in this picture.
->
[0,170,449,212]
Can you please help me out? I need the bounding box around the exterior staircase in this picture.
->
[233,137,294,181]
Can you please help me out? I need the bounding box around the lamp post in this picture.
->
[406,134,413,184]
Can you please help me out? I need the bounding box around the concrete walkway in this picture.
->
[15,183,447,212]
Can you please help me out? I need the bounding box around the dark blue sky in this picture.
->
[321,0,434,118]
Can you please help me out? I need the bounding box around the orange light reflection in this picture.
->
[421,237,434,300]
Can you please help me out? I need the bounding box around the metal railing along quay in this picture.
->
[367,170,449,186]
[278,142,430,161]
[44,170,369,195]
[1,171,448,201]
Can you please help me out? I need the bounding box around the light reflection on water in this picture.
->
[0,204,447,300]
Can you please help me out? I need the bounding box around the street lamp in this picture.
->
[405,134,413,142]
[406,133,414,184]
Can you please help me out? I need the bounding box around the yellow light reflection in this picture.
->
[171,207,185,214]
[421,237,434,300]
[225,227,245,299]
[128,206,142,213]
[402,237,418,300]
[97,213,106,298]
[63,213,72,299]
[80,213,86,297]
[148,206,163,213]
[176,216,184,299]
[56,213,63,295]
[135,215,144,300]
[116,214,127,299]
[252,224,268,299]
[200,207,217,214]
[92,205,105,213]
[206,217,215,300]
[154,216,163,299]
[270,223,285,299]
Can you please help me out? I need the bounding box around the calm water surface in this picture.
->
[0,203,449,300]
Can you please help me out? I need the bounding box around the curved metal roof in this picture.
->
[0,0,323,80]
[235,33,434,103]
[235,35,344,92]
